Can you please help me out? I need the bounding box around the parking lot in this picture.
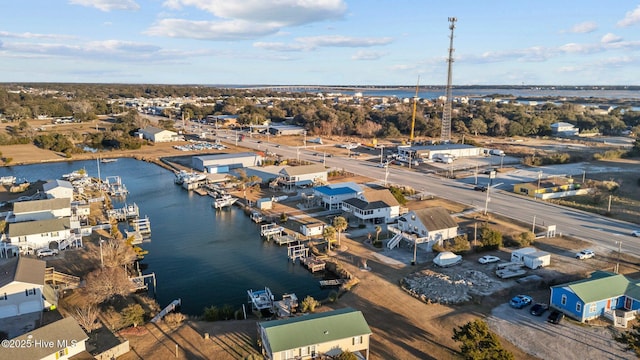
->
[488,303,631,359]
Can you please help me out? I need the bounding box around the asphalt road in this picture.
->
[213,131,640,257]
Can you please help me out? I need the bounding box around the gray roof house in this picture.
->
[0,257,46,320]
[2,317,89,359]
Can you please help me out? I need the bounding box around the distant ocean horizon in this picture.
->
[223,84,640,101]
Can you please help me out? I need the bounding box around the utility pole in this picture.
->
[615,241,622,273]
[532,215,536,234]
[608,195,612,213]
[440,17,457,142]
[380,146,384,166]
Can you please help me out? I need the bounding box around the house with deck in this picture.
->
[313,182,362,210]
[10,198,72,223]
[3,317,89,359]
[387,207,458,251]
[279,164,327,189]
[550,270,640,326]
[257,307,371,360]
[0,257,46,319]
[341,187,400,224]
[8,217,79,253]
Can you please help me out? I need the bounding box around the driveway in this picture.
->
[487,304,632,359]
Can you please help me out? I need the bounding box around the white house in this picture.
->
[193,152,263,172]
[299,221,325,237]
[258,307,371,360]
[42,179,74,199]
[279,164,327,188]
[3,317,89,360]
[8,218,74,253]
[11,198,71,223]
[0,257,46,319]
[341,187,400,224]
[138,126,179,142]
[551,122,579,137]
[393,207,459,251]
[313,182,362,210]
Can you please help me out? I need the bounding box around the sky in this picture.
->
[1,1,640,86]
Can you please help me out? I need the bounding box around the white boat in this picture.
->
[175,170,207,185]
[212,194,238,209]
[100,158,118,163]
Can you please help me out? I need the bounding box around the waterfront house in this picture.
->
[10,198,71,223]
[0,257,46,319]
[299,221,325,237]
[551,122,579,137]
[393,207,459,251]
[341,187,400,224]
[313,182,362,210]
[42,179,74,199]
[3,317,89,359]
[279,164,327,189]
[550,270,640,326]
[8,217,74,253]
[257,307,371,360]
[137,126,179,142]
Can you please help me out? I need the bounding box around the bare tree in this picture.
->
[73,304,101,333]
[83,267,134,304]
[101,238,138,268]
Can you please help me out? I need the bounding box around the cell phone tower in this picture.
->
[440,17,457,143]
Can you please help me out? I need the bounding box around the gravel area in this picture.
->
[487,304,633,360]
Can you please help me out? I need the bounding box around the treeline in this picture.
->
[0,84,639,154]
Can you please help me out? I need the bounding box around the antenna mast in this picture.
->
[409,76,420,145]
[440,17,457,142]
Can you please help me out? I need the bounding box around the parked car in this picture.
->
[575,249,595,259]
[547,310,564,324]
[509,294,533,309]
[36,248,59,258]
[478,255,501,264]
[377,162,389,168]
[631,230,640,237]
[473,185,487,192]
[530,303,549,316]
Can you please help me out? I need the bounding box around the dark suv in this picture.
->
[547,310,564,324]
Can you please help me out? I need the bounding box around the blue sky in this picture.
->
[1,1,639,85]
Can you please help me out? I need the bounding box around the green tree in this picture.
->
[121,304,145,328]
[301,295,321,313]
[323,225,337,251]
[615,316,640,356]
[452,319,514,360]
[332,216,348,247]
[481,226,503,250]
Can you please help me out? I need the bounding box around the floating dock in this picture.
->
[319,279,347,287]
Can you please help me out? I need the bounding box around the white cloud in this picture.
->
[253,42,311,52]
[0,31,75,40]
[69,0,140,12]
[151,0,347,41]
[617,5,640,27]
[162,0,347,26]
[568,21,598,33]
[601,33,622,43]
[145,19,280,40]
[254,35,392,53]
[351,50,387,61]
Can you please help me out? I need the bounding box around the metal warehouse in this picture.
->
[192,152,263,172]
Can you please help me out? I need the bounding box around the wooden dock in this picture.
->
[150,298,181,323]
[130,216,151,235]
[303,255,326,273]
[273,233,299,246]
[261,223,284,238]
[107,203,140,221]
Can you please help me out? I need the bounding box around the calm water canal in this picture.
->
[0,158,329,315]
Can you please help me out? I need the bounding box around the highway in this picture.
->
[211,130,640,257]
